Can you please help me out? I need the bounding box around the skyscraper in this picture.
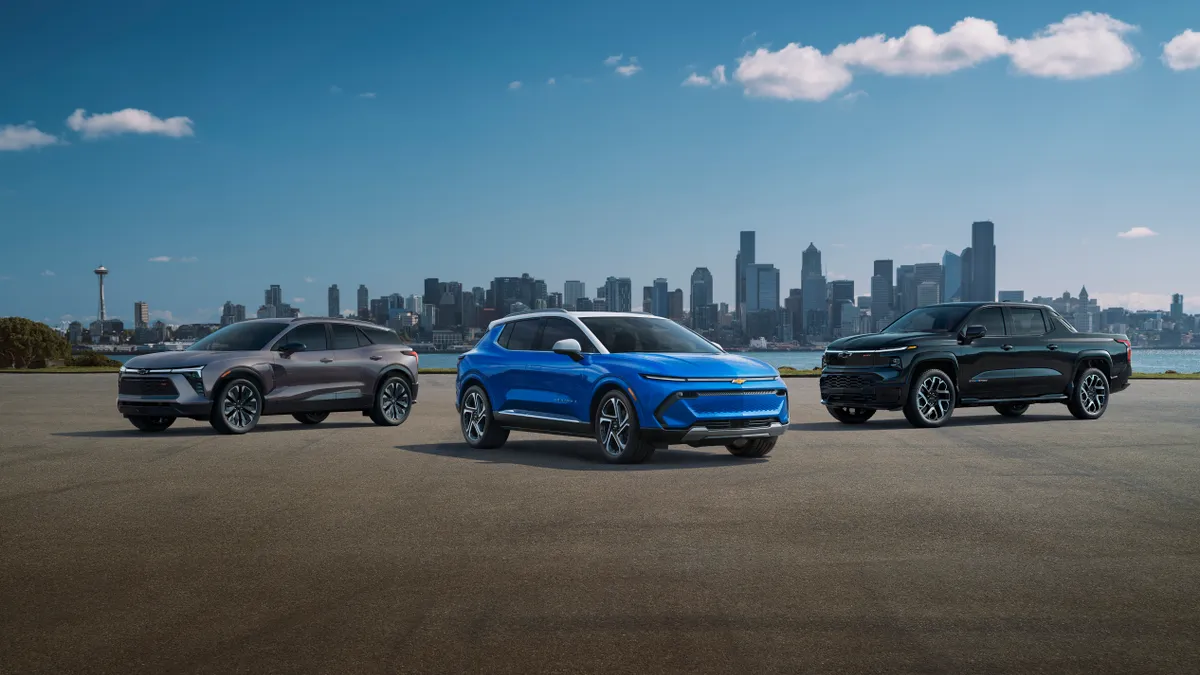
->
[870,274,892,332]
[690,267,713,326]
[133,301,149,329]
[736,231,755,319]
[406,294,422,313]
[913,263,943,306]
[873,260,893,310]
[327,284,340,317]
[651,278,669,317]
[895,265,917,314]
[828,280,855,338]
[669,288,684,320]
[265,284,282,311]
[357,284,369,313]
[959,247,973,303]
[604,277,633,313]
[1171,294,1184,322]
[800,243,825,337]
[942,250,962,302]
[643,286,653,313]
[423,278,440,310]
[94,265,109,322]
[564,281,585,310]
[744,264,780,313]
[917,282,940,308]
[998,291,1025,303]
[970,221,996,301]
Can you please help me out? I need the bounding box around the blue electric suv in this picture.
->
[454,309,789,463]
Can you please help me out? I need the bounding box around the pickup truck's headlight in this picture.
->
[821,353,828,368]
[889,357,903,369]
[119,365,128,374]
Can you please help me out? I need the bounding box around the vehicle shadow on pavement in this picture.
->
[789,413,1067,432]
[396,440,768,471]
[53,421,372,438]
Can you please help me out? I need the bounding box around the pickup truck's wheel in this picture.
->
[129,415,175,432]
[210,378,262,435]
[370,375,412,427]
[460,385,509,449]
[994,403,1029,418]
[726,438,777,458]
[594,390,655,464]
[293,412,329,425]
[827,406,876,424]
[1068,368,1109,420]
[903,368,956,428]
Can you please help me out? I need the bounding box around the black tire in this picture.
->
[903,368,956,428]
[209,377,263,435]
[370,375,412,427]
[726,437,777,458]
[594,390,656,464]
[129,415,175,432]
[1068,367,1109,420]
[826,406,876,424]
[293,412,329,425]
[459,385,509,449]
[994,403,1029,418]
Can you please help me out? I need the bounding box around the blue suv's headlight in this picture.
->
[641,374,687,382]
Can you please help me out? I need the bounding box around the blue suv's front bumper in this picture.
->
[635,377,790,447]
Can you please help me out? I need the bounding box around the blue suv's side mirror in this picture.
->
[552,338,584,362]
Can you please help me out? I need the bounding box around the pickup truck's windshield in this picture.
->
[883,306,973,334]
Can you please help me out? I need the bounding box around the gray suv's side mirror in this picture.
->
[960,325,987,344]
[551,338,584,361]
[277,342,307,354]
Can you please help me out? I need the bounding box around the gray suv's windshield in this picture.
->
[582,317,720,354]
[883,306,973,334]
[187,322,286,351]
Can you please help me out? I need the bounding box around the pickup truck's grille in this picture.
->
[821,374,879,390]
[119,377,179,397]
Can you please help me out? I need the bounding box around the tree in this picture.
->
[0,317,71,368]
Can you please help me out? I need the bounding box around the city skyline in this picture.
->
[4,2,1200,324]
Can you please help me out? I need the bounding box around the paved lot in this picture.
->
[2,374,1199,674]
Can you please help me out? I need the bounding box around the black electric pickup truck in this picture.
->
[820,302,1132,428]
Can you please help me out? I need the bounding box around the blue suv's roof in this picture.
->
[488,309,665,329]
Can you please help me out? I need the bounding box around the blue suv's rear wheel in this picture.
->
[594,390,655,464]
[460,385,509,449]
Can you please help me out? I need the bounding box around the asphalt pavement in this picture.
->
[2,374,1199,674]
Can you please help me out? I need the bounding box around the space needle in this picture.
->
[94,265,109,323]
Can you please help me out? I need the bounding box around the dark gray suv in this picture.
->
[117,317,419,434]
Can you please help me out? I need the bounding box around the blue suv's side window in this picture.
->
[538,317,595,352]
[503,319,541,351]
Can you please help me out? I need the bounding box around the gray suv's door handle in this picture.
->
[1047,344,1059,351]
[320,358,334,363]
[1001,344,1013,351]
[370,355,383,361]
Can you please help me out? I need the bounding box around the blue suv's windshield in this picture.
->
[187,322,286,351]
[581,316,720,354]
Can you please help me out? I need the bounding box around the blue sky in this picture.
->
[3,0,1200,325]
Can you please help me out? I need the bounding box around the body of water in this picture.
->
[109,349,1200,373]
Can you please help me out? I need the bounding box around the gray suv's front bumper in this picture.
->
[116,373,213,419]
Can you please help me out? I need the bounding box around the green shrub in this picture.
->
[67,352,124,367]
[0,317,71,368]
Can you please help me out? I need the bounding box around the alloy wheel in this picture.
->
[461,391,487,443]
[1080,373,1108,415]
[916,373,953,423]
[382,380,411,423]
[597,396,632,458]
[222,383,259,430]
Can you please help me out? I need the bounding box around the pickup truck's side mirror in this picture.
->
[551,338,584,362]
[960,325,987,343]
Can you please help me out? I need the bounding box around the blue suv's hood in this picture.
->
[609,352,779,379]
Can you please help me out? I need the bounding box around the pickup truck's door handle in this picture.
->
[1047,344,1059,351]
[320,358,334,363]
[370,355,383,361]
[1001,344,1014,351]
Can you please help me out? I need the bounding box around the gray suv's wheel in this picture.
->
[1068,367,1109,420]
[903,368,956,428]
[210,378,262,435]
[293,412,329,425]
[594,390,655,464]
[129,415,175,432]
[370,375,412,427]
[460,385,508,449]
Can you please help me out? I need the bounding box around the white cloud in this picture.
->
[293,297,306,304]
[341,309,356,318]
[148,256,172,262]
[1163,30,1200,71]
[180,256,198,263]
[1117,226,1158,239]
[615,58,642,77]
[41,270,55,277]
[0,123,60,151]
[67,108,195,139]
[330,85,343,94]
[682,65,728,88]
[840,90,868,102]
[304,276,315,283]
[831,17,1009,75]
[604,54,623,66]
[547,77,557,85]
[149,309,176,323]
[508,81,523,90]
[358,92,376,99]
[1008,12,1138,79]
[735,43,854,101]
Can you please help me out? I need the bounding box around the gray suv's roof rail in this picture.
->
[290,316,385,326]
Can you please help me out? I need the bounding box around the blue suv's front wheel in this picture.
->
[594,390,656,464]
[460,385,509,449]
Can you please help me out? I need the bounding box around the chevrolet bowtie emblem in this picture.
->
[731,378,746,384]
